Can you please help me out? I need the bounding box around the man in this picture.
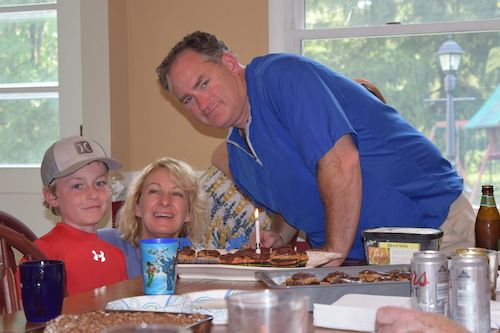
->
[156,31,474,265]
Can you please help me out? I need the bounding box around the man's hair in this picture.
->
[156,31,230,91]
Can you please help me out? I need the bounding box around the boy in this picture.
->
[34,135,128,295]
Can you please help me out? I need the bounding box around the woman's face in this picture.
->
[135,168,191,239]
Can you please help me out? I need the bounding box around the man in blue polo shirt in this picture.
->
[156,31,475,264]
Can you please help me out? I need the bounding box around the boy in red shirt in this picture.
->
[32,136,128,295]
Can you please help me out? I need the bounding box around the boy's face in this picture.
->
[44,161,110,232]
[135,167,191,239]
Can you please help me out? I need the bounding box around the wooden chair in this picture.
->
[0,221,46,314]
[0,210,38,242]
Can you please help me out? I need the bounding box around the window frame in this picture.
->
[0,0,110,192]
[268,0,500,54]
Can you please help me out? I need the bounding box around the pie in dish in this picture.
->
[43,311,212,333]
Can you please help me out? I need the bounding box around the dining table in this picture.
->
[1,275,361,333]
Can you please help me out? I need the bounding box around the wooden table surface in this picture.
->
[0,276,357,333]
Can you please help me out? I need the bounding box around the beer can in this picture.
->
[450,255,490,333]
[410,250,449,316]
[455,247,498,300]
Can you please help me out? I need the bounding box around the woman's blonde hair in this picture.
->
[116,157,208,247]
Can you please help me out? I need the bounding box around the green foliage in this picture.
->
[0,99,58,163]
[0,6,58,164]
[305,0,499,27]
[0,11,57,83]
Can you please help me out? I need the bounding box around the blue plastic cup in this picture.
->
[140,238,179,295]
[20,260,65,322]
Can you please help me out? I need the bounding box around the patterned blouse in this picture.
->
[197,165,272,250]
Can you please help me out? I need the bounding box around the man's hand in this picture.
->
[376,306,469,333]
[248,230,285,248]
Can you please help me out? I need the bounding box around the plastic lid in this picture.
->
[361,227,443,240]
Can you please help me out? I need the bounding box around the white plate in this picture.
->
[177,264,306,281]
[182,289,245,325]
[305,250,343,267]
[105,295,193,313]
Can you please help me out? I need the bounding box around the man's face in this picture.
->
[166,50,249,129]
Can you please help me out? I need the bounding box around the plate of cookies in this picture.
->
[177,247,340,281]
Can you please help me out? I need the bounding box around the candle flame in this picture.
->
[254,208,259,220]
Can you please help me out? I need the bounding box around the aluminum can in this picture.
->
[455,247,498,300]
[450,255,490,333]
[410,250,449,316]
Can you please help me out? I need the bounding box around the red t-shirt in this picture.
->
[33,222,128,295]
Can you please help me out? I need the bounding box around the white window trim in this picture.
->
[59,0,111,149]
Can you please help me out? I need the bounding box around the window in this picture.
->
[269,0,500,205]
[0,1,59,165]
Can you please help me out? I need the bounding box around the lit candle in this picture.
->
[254,208,261,254]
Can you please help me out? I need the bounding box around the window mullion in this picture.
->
[0,3,56,14]
[294,19,500,40]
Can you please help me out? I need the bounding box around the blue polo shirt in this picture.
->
[227,53,462,259]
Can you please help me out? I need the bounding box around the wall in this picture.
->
[108,0,269,172]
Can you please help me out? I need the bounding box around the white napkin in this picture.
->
[313,294,411,332]
[314,294,500,331]
[305,250,342,267]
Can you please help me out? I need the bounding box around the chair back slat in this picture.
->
[2,267,18,314]
[0,217,46,315]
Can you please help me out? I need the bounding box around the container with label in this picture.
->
[362,227,443,265]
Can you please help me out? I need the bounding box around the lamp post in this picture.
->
[437,37,463,168]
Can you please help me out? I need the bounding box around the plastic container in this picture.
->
[362,227,443,265]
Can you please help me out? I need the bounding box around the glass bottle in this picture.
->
[475,185,500,250]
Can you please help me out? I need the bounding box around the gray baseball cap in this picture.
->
[41,136,122,186]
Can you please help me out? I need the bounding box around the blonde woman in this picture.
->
[98,157,207,278]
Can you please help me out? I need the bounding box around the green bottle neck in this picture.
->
[481,195,497,208]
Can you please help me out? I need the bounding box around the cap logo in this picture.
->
[74,141,94,154]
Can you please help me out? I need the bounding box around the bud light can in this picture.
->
[450,255,490,333]
[410,250,449,316]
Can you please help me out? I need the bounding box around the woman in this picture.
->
[98,157,207,278]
